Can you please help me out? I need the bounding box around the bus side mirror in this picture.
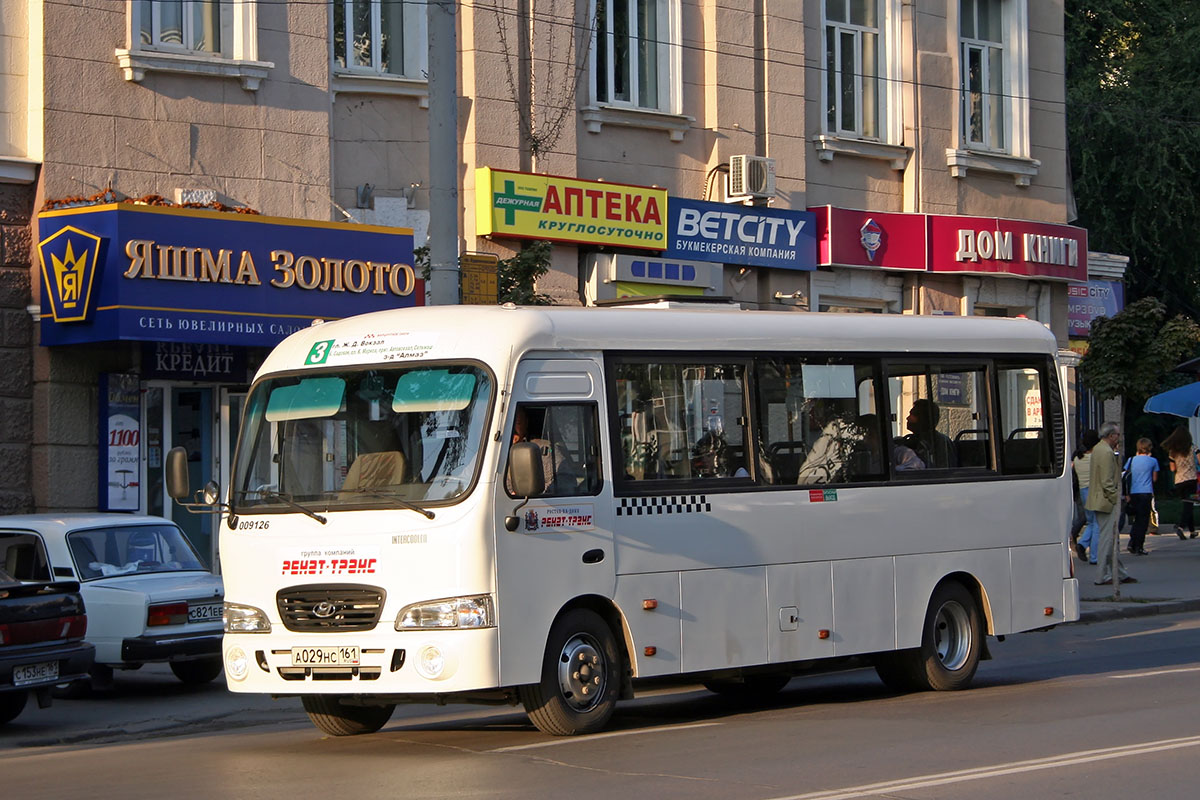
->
[166,447,191,501]
[508,442,546,498]
[505,442,545,532]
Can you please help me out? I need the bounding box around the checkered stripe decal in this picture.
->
[616,496,712,516]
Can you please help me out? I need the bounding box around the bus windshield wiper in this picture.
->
[344,486,436,520]
[237,489,327,524]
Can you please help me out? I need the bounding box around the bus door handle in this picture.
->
[582,549,605,564]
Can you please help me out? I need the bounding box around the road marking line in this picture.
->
[489,722,722,752]
[760,734,1200,800]
[1110,666,1200,679]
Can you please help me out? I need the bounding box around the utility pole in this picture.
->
[427,0,460,305]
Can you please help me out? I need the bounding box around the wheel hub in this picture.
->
[933,600,972,671]
[557,632,607,712]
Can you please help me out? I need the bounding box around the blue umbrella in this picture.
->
[1144,382,1200,417]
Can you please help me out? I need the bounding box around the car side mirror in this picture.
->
[166,447,191,500]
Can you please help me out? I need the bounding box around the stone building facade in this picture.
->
[0,1,1101,555]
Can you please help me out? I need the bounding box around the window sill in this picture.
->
[946,149,1041,187]
[0,155,39,184]
[331,72,430,108]
[812,135,911,170]
[581,106,694,142]
[115,49,274,91]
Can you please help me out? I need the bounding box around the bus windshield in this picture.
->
[233,363,493,513]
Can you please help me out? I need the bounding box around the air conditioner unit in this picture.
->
[726,155,776,201]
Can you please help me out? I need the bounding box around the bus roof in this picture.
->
[260,304,1060,377]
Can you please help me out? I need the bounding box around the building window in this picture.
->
[119,1,272,90]
[138,0,230,55]
[593,0,678,112]
[823,0,893,140]
[333,0,427,78]
[959,0,1005,150]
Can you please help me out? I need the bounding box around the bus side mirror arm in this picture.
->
[165,446,237,527]
[504,442,545,532]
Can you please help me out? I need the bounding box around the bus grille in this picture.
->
[276,585,386,632]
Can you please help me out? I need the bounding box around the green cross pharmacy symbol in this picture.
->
[495,180,543,225]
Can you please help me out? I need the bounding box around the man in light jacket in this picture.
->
[1086,421,1135,585]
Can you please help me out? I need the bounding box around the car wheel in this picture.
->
[703,674,791,702]
[170,657,224,685]
[874,581,983,692]
[519,608,622,736]
[301,695,395,736]
[0,691,28,725]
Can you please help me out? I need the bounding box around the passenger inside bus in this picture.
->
[901,399,957,469]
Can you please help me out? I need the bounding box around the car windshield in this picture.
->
[233,363,493,513]
[67,525,207,580]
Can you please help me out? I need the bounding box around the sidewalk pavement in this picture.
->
[1076,526,1200,623]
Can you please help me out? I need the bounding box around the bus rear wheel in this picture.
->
[302,695,395,736]
[874,581,982,693]
[519,608,621,736]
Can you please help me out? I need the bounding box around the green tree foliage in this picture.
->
[497,240,552,305]
[1067,1,1200,316]
[1078,297,1200,402]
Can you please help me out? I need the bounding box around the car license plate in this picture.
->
[188,602,223,623]
[290,646,360,667]
[14,661,58,687]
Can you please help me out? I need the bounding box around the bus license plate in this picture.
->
[14,661,58,687]
[290,646,360,666]
[188,602,223,623]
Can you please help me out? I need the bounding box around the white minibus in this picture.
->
[168,302,1079,737]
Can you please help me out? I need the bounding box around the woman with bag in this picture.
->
[1123,438,1158,555]
[1162,426,1199,540]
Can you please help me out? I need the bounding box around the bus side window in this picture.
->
[507,403,602,497]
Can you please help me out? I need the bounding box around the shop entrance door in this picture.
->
[169,387,215,568]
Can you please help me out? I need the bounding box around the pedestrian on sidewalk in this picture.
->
[1087,422,1135,585]
[1123,438,1158,556]
[1162,425,1199,540]
[1073,429,1100,563]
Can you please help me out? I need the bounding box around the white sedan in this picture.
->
[0,514,224,686]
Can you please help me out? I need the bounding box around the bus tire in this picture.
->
[875,582,982,692]
[170,657,224,685]
[301,695,395,736]
[703,674,790,702]
[519,608,621,736]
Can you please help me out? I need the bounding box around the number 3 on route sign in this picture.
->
[306,339,335,365]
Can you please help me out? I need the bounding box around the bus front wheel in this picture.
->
[302,695,395,736]
[519,608,621,736]
[874,581,982,693]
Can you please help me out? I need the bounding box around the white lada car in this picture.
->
[0,514,224,687]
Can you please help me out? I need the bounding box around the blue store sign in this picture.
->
[37,204,421,348]
[664,197,817,270]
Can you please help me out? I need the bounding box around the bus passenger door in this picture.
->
[494,359,616,686]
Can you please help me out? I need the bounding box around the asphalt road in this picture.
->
[6,613,1200,799]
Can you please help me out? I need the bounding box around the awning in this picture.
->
[1144,382,1200,418]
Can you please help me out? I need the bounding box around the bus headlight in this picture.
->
[224,603,271,633]
[226,646,249,681]
[395,595,495,630]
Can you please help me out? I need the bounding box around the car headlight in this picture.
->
[223,602,271,633]
[395,595,494,630]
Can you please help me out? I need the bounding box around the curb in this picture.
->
[1077,598,1200,624]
